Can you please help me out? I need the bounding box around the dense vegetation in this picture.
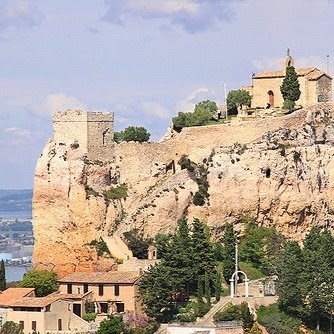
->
[172,100,218,132]
[226,89,252,110]
[18,270,58,297]
[114,126,150,143]
[135,216,333,333]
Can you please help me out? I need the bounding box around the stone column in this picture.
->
[229,279,234,298]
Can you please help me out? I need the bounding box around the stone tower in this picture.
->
[53,109,114,160]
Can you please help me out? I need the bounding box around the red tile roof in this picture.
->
[10,295,61,308]
[0,288,35,306]
[58,271,140,284]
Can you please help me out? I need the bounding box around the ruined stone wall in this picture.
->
[316,76,332,103]
[53,110,114,160]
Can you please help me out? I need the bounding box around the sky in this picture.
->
[1,0,334,189]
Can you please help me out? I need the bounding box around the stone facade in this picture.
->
[53,109,114,160]
[243,53,332,108]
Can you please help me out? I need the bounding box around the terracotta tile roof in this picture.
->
[0,288,35,306]
[10,295,61,308]
[306,69,332,80]
[254,67,316,79]
[58,271,140,284]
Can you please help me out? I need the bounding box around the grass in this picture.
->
[104,183,128,200]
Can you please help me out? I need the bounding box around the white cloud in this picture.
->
[32,93,85,118]
[0,0,43,31]
[102,0,245,33]
[5,127,30,138]
[141,101,171,119]
[176,87,217,113]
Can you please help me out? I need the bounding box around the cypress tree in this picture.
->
[277,240,303,317]
[222,223,236,283]
[280,66,301,108]
[0,259,6,291]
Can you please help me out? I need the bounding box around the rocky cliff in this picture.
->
[33,103,334,277]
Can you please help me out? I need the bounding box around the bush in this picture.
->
[193,191,205,206]
[257,304,301,334]
[283,99,295,110]
[88,238,110,257]
[104,184,128,200]
[83,313,96,322]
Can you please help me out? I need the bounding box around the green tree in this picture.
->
[0,259,6,291]
[97,314,123,334]
[172,100,217,132]
[0,321,23,334]
[162,218,193,292]
[277,241,303,317]
[18,270,58,297]
[239,219,285,275]
[301,227,334,330]
[123,228,153,259]
[222,223,236,283]
[227,89,252,110]
[138,264,176,322]
[113,131,123,144]
[280,66,301,108]
[121,126,150,143]
[239,301,254,332]
[194,100,217,115]
[191,218,216,294]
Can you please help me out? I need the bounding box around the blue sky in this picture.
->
[1,0,334,189]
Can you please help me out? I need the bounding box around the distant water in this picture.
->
[0,211,32,220]
[5,266,32,282]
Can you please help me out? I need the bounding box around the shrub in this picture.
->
[87,238,110,257]
[193,191,205,206]
[104,184,128,200]
[83,313,96,322]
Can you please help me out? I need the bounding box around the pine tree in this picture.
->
[0,259,6,291]
[162,217,193,292]
[191,218,216,296]
[301,227,334,329]
[222,223,236,283]
[277,240,303,317]
[214,272,222,302]
[280,66,301,108]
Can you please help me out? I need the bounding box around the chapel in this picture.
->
[243,50,332,108]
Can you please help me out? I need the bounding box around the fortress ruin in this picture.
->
[53,109,114,160]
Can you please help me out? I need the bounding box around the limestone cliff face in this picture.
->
[33,103,334,277]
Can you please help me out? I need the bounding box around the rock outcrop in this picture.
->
[33,103,334,277]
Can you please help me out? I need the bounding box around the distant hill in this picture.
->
[0,189,33,213]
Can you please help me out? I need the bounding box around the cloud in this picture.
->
[102,0,245,33]
[141,101,171,119]
[176,87,217,113]
[5,127,30,138]
[31,93,86,118]
[0,0,43,31]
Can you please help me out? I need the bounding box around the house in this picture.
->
[0,288,35,326]
[243,50,332,108]
[0,288,93,334]
[58,271,142,316]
